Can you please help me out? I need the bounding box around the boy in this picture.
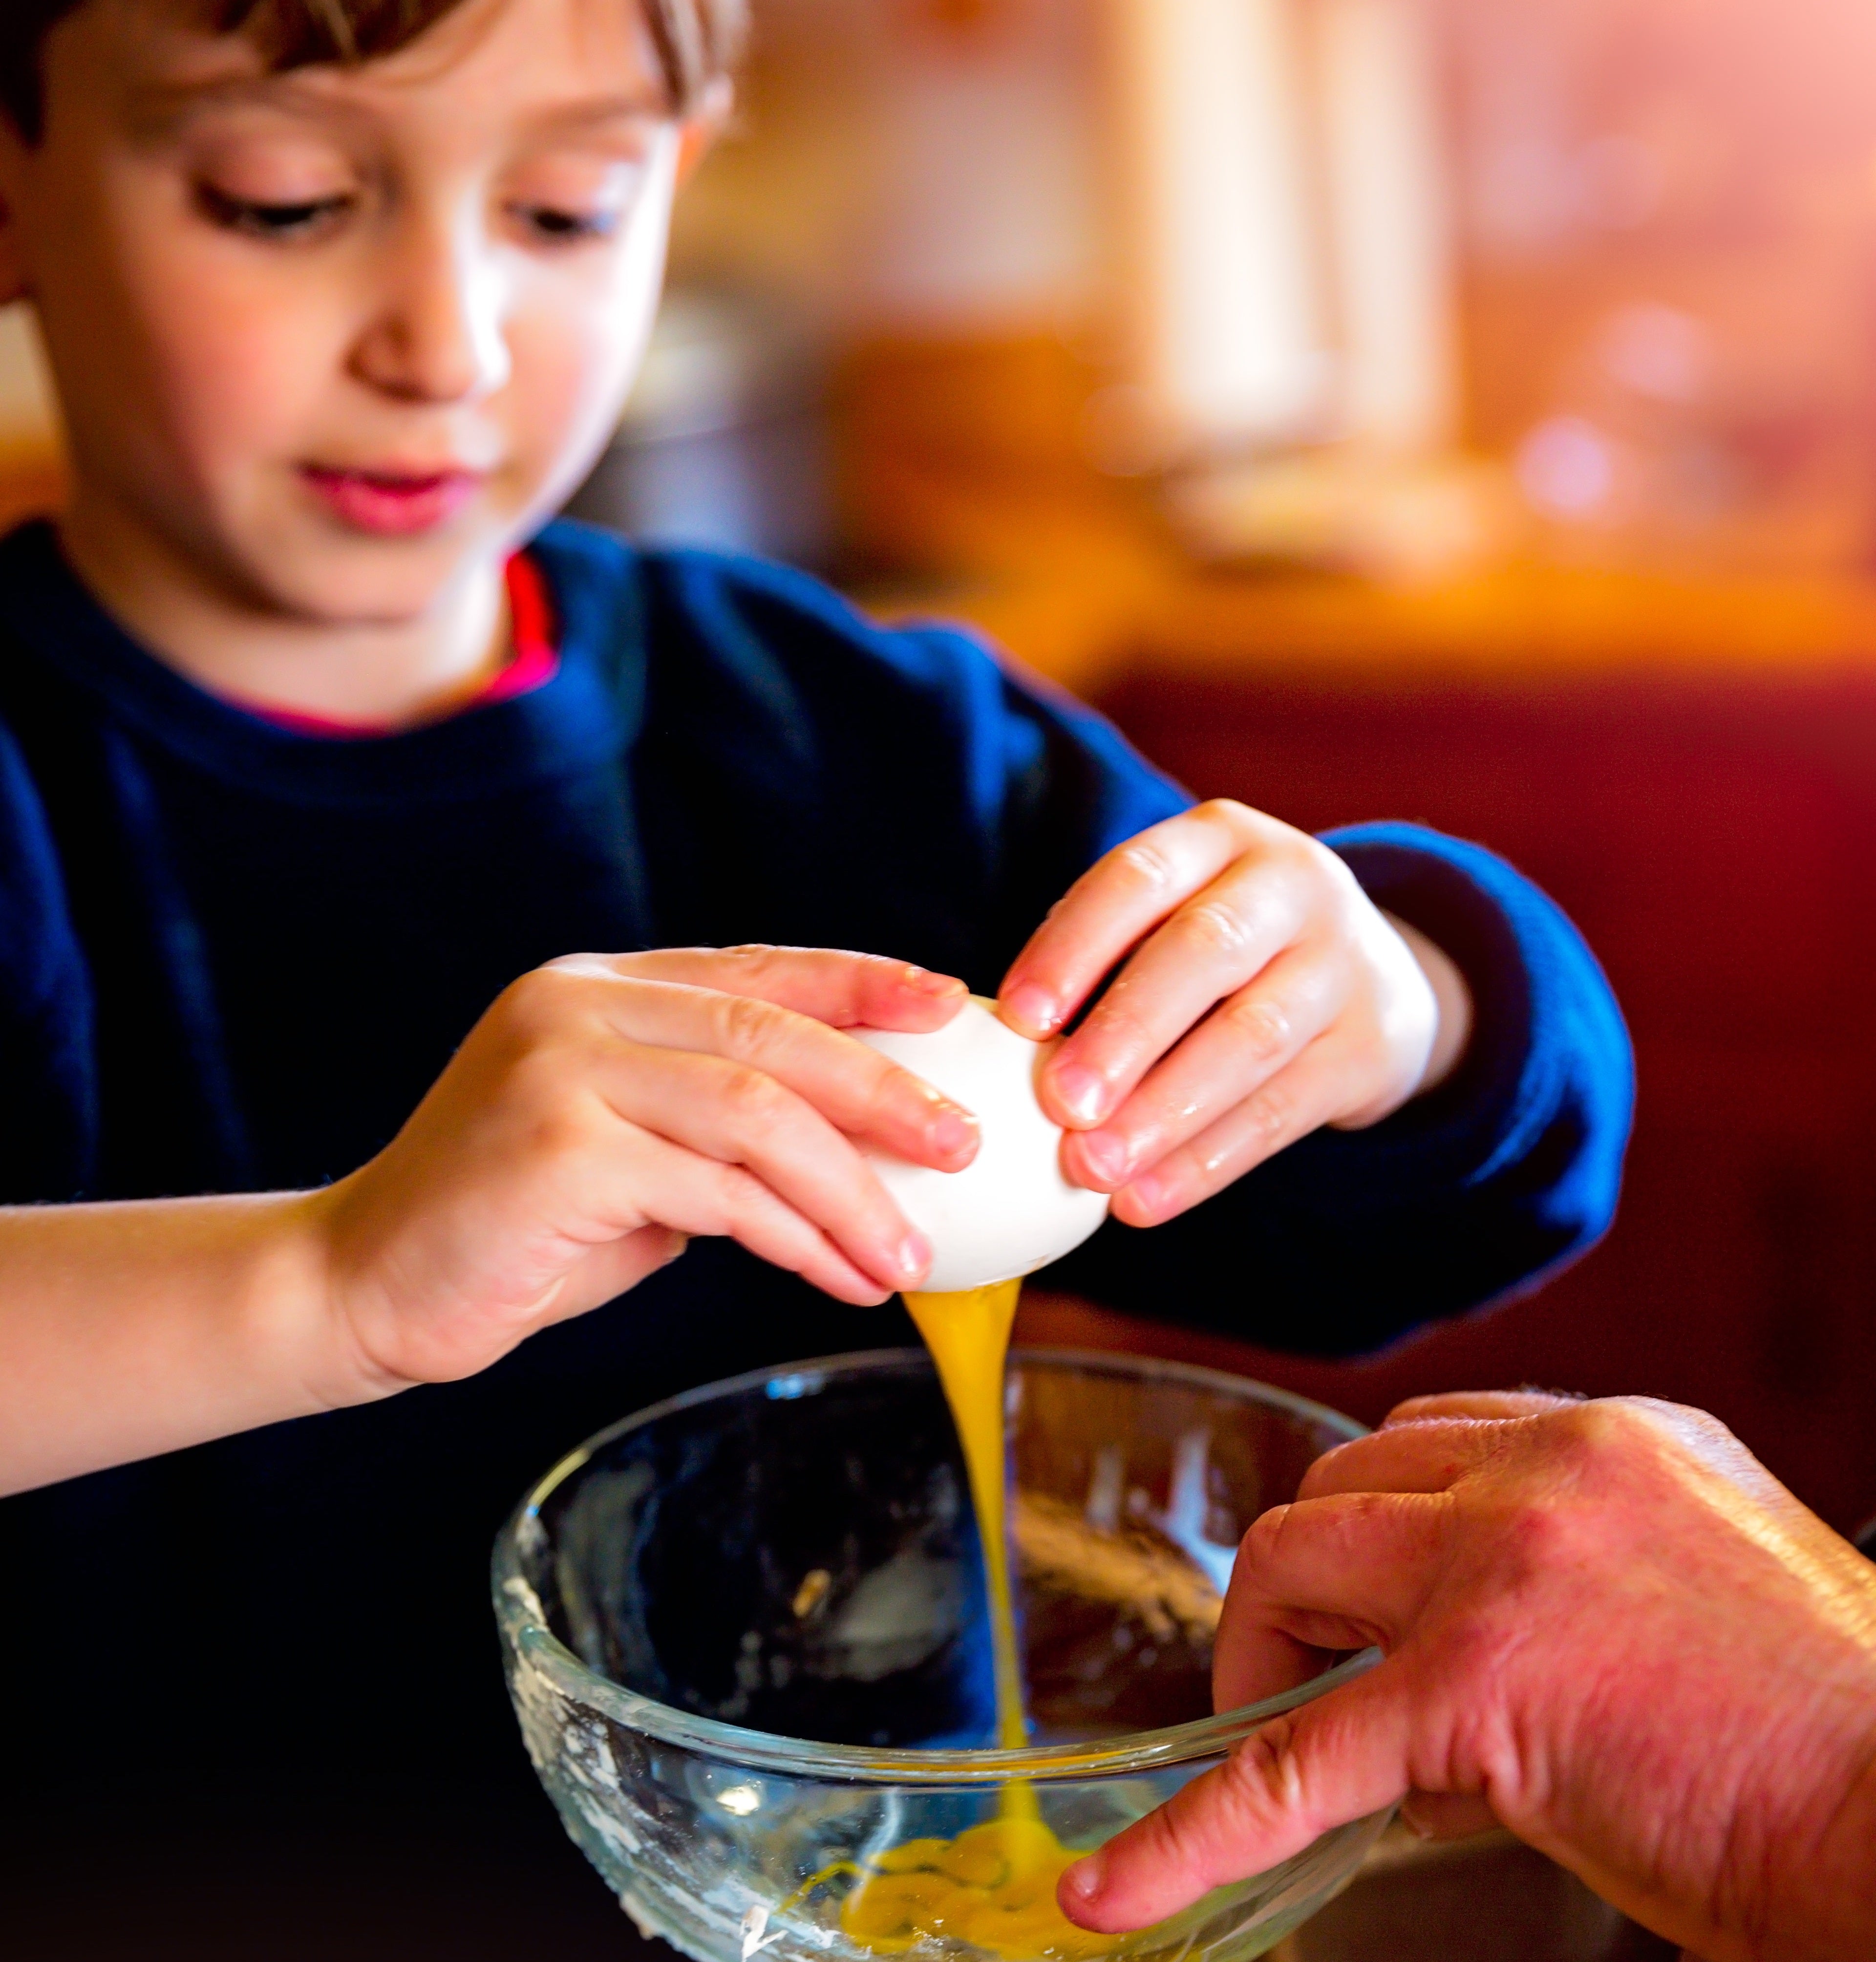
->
[0,0,1630,1900]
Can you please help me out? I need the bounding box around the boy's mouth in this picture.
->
[299,464,484,537]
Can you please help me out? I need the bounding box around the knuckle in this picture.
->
[1223,1715,1308,1823]
[708,1161,782,1230]
[1195,796,1256,836]
[1222,991,1293,1060]
[714,988,785,1059]
[718,1062,791,1130]
[497,964,580,1040]
[1495,1490,1574,1574]
[719,943,782,972]
[1179,898,1256,959]
[1237,1078,1298,1151]
[1116,837,1179,896]
[1302,840,1364,909]
[1538,1399,1647,1477]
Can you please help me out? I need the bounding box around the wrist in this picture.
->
[243,1183,405,1415]
[1387,912,1473,1096]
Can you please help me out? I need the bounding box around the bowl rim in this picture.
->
[492,1345,1380,1785]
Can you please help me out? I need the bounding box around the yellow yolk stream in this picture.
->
[903,1282,1030,1758]
[815,1281,1113,1959]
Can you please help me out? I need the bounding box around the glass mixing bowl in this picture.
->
[493,1349,1391,1962]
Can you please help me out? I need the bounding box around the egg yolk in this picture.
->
[817,1281,1114,1960]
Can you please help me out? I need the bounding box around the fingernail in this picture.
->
[895,1233,932,1283]
[1079,1131,1130,1186]
[930,1109,979,1161]
[661,1232,691,1268]
[1063,1852,1106,1904]
[1051,1063,1109,1127]
[904,966,967,999]
[1003,984,1062,1036]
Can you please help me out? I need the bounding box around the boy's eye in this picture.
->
[510,203,623,245]
[196,183,353,241]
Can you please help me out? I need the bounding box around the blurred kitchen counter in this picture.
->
[837,332,1876,696]
[915,553,1876,696]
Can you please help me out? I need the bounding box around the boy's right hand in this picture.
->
[308,948,976,1402]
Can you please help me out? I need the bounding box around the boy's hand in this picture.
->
[308,948,975,1401]
[1058,1394,1876,1962]
[999,802,1471,1225]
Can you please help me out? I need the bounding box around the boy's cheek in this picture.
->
[502,307,651,512]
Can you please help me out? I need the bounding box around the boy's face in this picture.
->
[0,0,697,627]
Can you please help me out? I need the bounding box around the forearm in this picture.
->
[0,1189,349,1497]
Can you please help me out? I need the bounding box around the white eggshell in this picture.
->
[855,997,1111,1294]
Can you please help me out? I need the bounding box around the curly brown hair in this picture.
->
[0,0,747,140]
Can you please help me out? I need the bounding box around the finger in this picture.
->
[1214,1493,1449,1711]
[593,1044,932,1293]
[1058,1667,1413,1932]
[1299,1421,1520,1501]
[607,1128,895,1305]
[1385,1391,1582,1426]
[1063,944,1341,1193]
[1034,853,1320,1133]
[1109,1035,1349,1227]
[1401,1790,1500,1842]
[558,973,980,1172]
[999,803,1257,1041]
[586,945,970,1032]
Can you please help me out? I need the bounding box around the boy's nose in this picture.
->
[352,218,512,406]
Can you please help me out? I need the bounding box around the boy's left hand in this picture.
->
[1000,801,1471,1226]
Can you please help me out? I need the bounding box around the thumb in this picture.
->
[1058,1666,1412,1932]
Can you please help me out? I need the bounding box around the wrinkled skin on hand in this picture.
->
[1059,1392,1876,1962]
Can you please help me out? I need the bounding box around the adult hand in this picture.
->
[1059,1393,1876,1962]
[998,801,1471,1227]
[312,946,975,1397]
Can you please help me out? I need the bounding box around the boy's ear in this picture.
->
[677,76,733,187]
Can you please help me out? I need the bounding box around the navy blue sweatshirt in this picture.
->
[0,519,1631,1825]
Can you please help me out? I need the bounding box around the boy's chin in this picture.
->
[243,525,515,628]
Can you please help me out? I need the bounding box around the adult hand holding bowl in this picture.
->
[1057,1391,1876,1960]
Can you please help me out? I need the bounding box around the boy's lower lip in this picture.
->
[299,465,484,536]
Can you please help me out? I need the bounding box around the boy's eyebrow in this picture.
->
[126,77,671,142]
[126,74,369,139]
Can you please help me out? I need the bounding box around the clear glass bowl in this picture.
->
[493,1349,1391,1962]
